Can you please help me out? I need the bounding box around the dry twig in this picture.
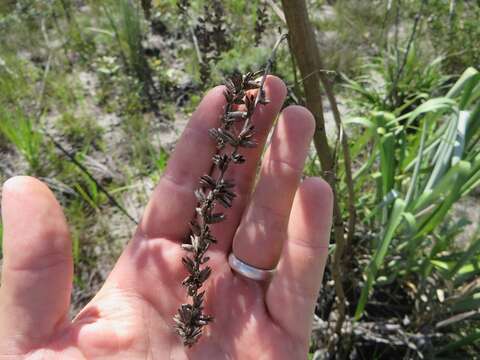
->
[279,1,355,353]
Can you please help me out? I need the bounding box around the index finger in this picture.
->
[139,86,226,241]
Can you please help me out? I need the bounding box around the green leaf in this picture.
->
[355,198,406,320]
[446,67,479,99]
[343,116,375,128]
[451,292,480,313]
[451,111,470,165]
[448,237,480,278]
[424,112,459,191]
[405,120,427,206]
[414,160,470,213]
[416,161,471,238]
[379,132,396,199]
[436,330,480,355]
[396,97,456,125]
[430,259,450,271]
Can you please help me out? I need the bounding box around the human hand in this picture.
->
[0,76,333,359]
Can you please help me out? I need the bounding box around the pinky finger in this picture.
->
[265,177,333,346]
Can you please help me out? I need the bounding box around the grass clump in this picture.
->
[57,112,104,150]
[0,108,43,174]
[339,66,480,358]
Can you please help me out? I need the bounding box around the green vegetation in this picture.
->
[0,108,43,173]
[351,67,480,320]
[1,0,479,357]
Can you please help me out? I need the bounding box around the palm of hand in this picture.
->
[0,77,332,359]
[50,245,300,359]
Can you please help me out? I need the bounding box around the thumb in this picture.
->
[0,176,73,352]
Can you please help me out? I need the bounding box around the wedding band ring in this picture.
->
[228,253,275,281]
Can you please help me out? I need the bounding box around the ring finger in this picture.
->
[231,105,315,270]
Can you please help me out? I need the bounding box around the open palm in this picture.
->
[0,76,333,359]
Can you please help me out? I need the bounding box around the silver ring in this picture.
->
[228,253,275,281]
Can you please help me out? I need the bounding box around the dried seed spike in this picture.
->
[245,94,256,116]
[198,267,212,283]
[232,153,246,164]
[175,34,286,347]
[215,178,234,189]
[217,128,238,146]
[182,243,194,252]
[239,123,255,140]
[206,212,225,224]
[194,189,206,202]
[205,232,217,244]
[208,128,225,148]
[199,175,216,188]
[182,256,196,274]
[239,139,257,148]
[216,195,232,208]
[226,111,248,123]
[223,89,233,103]
[212,153,229,172]
[189,220,201,236]
[229,72,243,93]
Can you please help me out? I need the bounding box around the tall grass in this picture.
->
[102,0,156,106]
[0,108,42,173]
[344,45,449,113]
[348,67,480,354]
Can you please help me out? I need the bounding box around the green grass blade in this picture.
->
[355,198,406,320]
[413,160,464,212]
[379,132,395,198]
[451,110,469,165]
[451,292,480,313]
[425,113,459,191]
[415,161,471,238]
[448,237,480,278]
[406,120,427,206]
[446,67,479,99]
[466,100,480,146]
[435,330,480,355]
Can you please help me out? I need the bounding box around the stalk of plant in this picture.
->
[174,34,287,347]
[254,1,268,46]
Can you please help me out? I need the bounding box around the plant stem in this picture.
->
[388,0,427,107]
[280,0,353,352]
